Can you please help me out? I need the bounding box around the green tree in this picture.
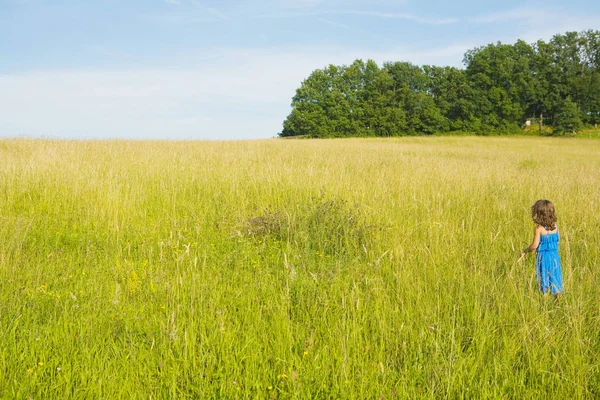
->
[464,41,534,132]
[279,30,600,138]
[579,30,600,124]
[531,39,562,123]
[280,67,333,137]
[550,32,585,110]
[554,97,583,134]
[423,65,479,131]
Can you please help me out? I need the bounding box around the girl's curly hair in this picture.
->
[531,200,557,231]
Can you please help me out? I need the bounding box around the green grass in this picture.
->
[1,137,599,399]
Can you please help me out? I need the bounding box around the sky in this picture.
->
[1,0,600,140]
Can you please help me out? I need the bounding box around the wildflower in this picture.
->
[56,367,61,372]
[38,362,44,367]
[303,350,308,356]
[267,386,273,391]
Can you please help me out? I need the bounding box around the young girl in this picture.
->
[519,200,563,295]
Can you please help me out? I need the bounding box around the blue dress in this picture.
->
[536,228,563,294]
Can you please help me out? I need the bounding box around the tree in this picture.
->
[579,30,600,125]
[423,65,479,131]
[531,39,562,123]
[464,41,534,131]
[554,98,583,135]
[279,30,600,138]
[280,67,334,137]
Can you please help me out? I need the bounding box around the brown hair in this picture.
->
[531,200,557,230]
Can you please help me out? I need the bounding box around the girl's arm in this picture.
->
[519,226,542,260]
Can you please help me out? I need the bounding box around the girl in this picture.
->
[519,200,564,295]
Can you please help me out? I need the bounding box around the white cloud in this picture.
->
[140,13,215,24]
[257,9,458,25]
[317,17,352,29]
[148,1,230,24]
[466,6,600,47]
[276,0,407,8]
[347,11,458,25]
[206,7,230,21]
[278,0,324,8]
[469,7,535,24]
[0,44,471,140]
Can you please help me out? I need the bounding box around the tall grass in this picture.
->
[1,137,599,399]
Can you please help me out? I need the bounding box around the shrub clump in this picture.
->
[243,198,375,256]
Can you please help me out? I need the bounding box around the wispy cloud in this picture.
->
[142,1,231,24]
[0,43,471,140]
[314,17,392,43]
[257,9,458,25]
[278,0,324,8]
[206,7,230,21]
[140,13,215,24]
[466,5,600,46]
[318,17,351,29]
[469,7,543,24]
[348,11,458,25]
[276,0,408,9]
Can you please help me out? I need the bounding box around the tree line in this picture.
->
[279,30,600,137]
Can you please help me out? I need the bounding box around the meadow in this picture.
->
[1,137,599,399]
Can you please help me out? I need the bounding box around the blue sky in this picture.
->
[1,0,599,140]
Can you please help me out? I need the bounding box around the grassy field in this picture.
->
[1,137,599,399]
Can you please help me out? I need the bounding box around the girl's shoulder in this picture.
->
[534,225,545,232]
[536,224,558,235]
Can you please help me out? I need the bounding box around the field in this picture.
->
[1,137,599,399]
